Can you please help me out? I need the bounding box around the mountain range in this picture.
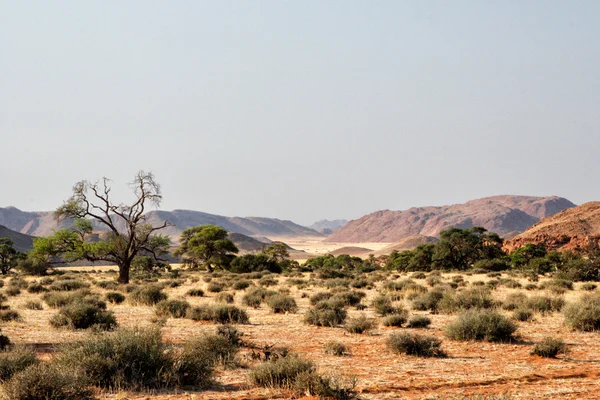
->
[327,195,576,242]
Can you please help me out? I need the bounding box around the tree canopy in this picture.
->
[174,225,239,272]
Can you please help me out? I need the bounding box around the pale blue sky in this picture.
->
[1,1,599,225]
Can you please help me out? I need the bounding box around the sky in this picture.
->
[1,1,599,225]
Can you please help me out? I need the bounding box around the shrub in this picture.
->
[155,299,191,319]
[412,288,446,312]
[49,279,90,292]
[249,354,314,388]
[438,287,496,313]
[582,283,597,291]
[24,301,43,310]
[17,259,49,276]
[445,310,517,342]
[0,311,21,322]
[5,287,20,297]
[242,287,276,308]
[531,337,568,358]
[207,282,226,293]
[105,291,126,304]
[512,308,534,322]
[56,327,175,390]
[0,346,38,381]
[502,292,527,311]
[304,301,347,327]
[267,294,298,313]
[371,295,397,316]
[129,285,167,306]
[293,371,359,399]
[181,331,241,370]
[310,292,333,306]
[323,341,350,356]
[26,282,47,294]
[564,295,600,331]
[344,314,375,334]
[187,304,249,324]
[232,280,252,290]
[525,295,564,314]
[382,313,408,327]
[387,332,446,357]
[215,292,235,304]
[42,290,102,309]
[187,288,205,297]
[0,332,9,350]
[95,280,119,290]
[2,364,94,400]
[50,303,117,330]
[408,315,432,328]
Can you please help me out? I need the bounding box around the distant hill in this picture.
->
[505,202,600,252]
[310,219,348,235]
[327,195,576,243]
[328,246,373,256]
[0,225,35,252]
[374,235,440,255]
[0,207,323,241]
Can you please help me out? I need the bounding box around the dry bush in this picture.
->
[387,332,446,357]
[445,310,517,342]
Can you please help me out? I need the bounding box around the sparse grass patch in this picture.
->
[155,299,191,318]
[2,364,94,400]
[387,332,446,357]
[187,304,249,324]
[50,303,117,330]
[324,341,350,356]
[129,285,167,306]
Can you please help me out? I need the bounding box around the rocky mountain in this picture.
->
[0,225,35,252]
[327,195,575,243]
[0,207,322,241]
[504,202,600,252]
[310,219,349,235]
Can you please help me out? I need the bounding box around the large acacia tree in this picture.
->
[53,171,171,283]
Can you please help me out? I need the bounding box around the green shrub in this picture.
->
[155,299,191,318]
[371,295,397,316]
[512,308,534,322]
[502,292,527,311]
[564,295,600,331]
[186,288,205,297]
[26,282,47,294]
[310,292,333,306]
[232,280,252,290]
[42,290,102,309]
[323,341,350,356]
[531,337,568,358]
[267,294,298,313]
[0,346,38,382]
[293,371,359,399]
[445,310,517,342]
[50,303,117,330]
[304,301,347,327]
[95,280,119,290]
[382,312,408,327]
[2,364,94,400]
[581,283,597,291]
[344,314,374,334]
[49,280,90,292]
[129,285,167,306]
[242,287,276,308]
[105,292,125,304]
[207,282,226,293]
[249,354,314,388]
[408,315,432,328]
[411,288,446,312]
[386,332,446,357]
[524,295,564,314]
[187,304,249,324]
[438,287,496,313]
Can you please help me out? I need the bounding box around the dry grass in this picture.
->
[1,268,600,399]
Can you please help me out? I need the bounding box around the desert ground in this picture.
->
[2,265,600,399]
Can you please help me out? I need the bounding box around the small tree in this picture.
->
[45,171,171,283]
[174,225,238,272]
[0,238,23,275]
[263,243,289,263]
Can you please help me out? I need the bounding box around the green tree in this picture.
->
[42,171,172,284]
[0,238,24,275]
[433,227,505,270]
[510,243,547,268]
[407,244,435,271]
[263,243,289,263]
[174,225,238,272]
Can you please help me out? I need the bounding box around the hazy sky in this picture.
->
[1,1,599,225]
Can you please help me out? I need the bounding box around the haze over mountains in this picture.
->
[0,196,576,249]
[327,195,576,243]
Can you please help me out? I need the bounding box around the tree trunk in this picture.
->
[118,263,130,284]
